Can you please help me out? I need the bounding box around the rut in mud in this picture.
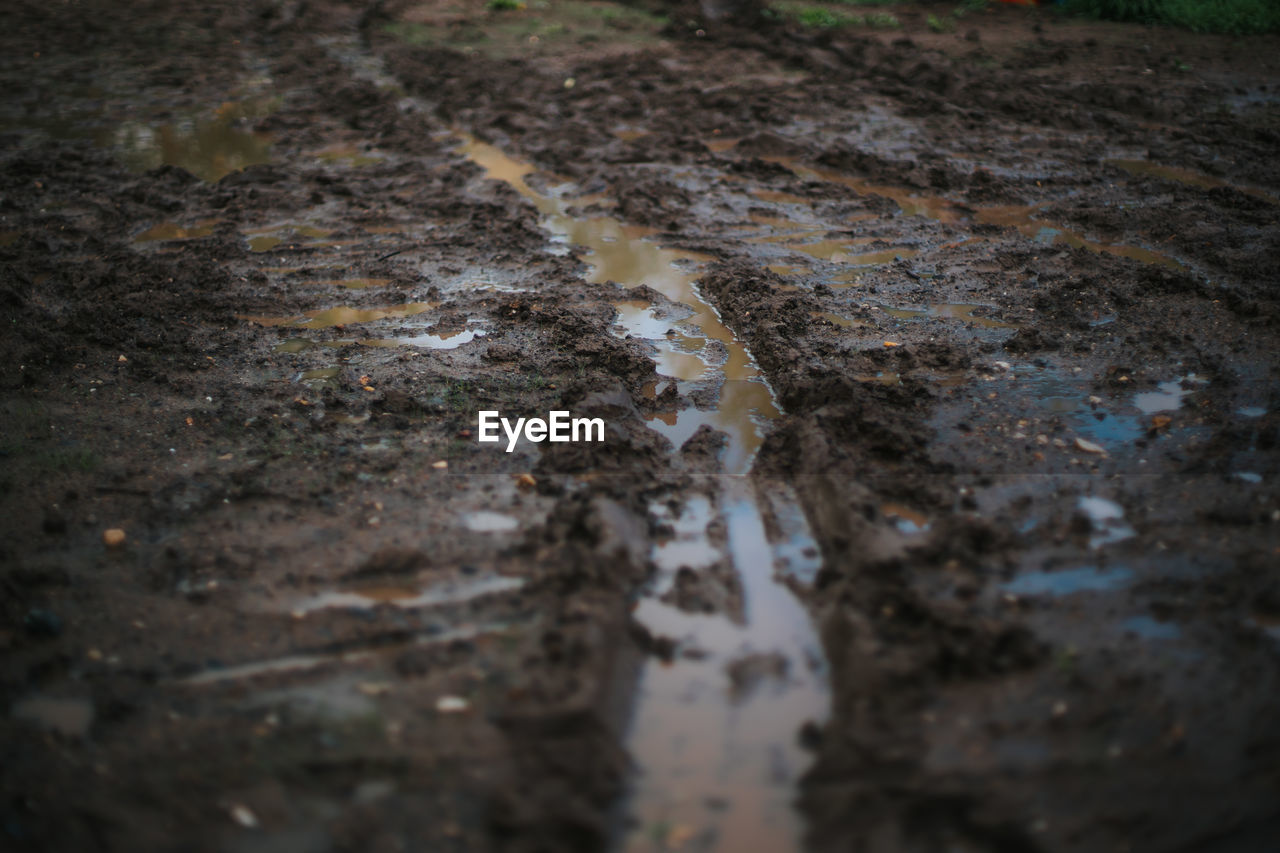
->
[3,1,1280,852]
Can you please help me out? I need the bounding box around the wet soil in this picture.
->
[2,1,1279,851]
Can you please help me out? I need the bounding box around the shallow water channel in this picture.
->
[459,137,830,851]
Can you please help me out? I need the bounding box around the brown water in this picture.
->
[461,136,780,475]
[767,157,1188,272]
[457,136,829,853]
[1108,158,1280,205]
[247,302,434,329]
[114,99,275,181]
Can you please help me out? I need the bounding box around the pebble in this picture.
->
[102,528,127,547]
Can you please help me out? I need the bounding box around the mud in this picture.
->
[2,1,1279,852]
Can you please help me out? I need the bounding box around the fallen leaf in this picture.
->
[883,340,901,348]
[516,473,536,489]
[1151,415,1172,431]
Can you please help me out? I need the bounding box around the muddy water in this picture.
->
[461,136,779,474]
[625,482,827,853]
[457,137,829,851]
[767,157,1187,273]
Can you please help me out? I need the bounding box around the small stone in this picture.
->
[102,528,127,548]
[229,804,258,829]
[431,460,448,470]
[1074,437,1106,455]
[515,473,536,489]
[435,695,469,713]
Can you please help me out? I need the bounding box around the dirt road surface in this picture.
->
[2,1,1278,851]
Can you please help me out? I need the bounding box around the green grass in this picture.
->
[782,3,900,29]
[1065,0,1280,34]
[927,12,955,31]
[796,6,855,27]
[487,0,524,10]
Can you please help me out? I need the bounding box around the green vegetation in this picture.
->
[927,12,955,31]
[487,0,524,9]
[1065,0,1280,34]
[782,3,900,29]
[796,5,856,27]
[865,10,901,28]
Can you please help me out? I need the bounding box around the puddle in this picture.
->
[134,220,221,243]
[298,366,340,389]
[816,311,865,329]
[652,496,721,587]
[622,482,828,853]
[389,328,487,349]
[1108,158,1279,205]
[882,502,929,534]
[286,576,525,616]
[0,93,276,181]
[705,137,741,154]
[247,302,434,329]
[764,157,1186,272]
[1238,406,1267,418]
[181,624,493,686]
[1003,565,1133,597]
[1133,375,1202,414]
[1019,364,1145,447]
[459,136,828,850]
[1235,471,1263,484]
[314,143,384,167]
[881,302,1015,330]
[1122,615,1182,640]
[1078,496,1136,549]
[460,135,780,475]
[10,694,94,738]
[461,511,519,533]
[112,99,275,182]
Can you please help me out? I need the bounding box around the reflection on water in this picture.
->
[114,99,275,181]
[458,135,828,853]
[247,302,434,329]
[624,483,827,853]
[461,135,780,475]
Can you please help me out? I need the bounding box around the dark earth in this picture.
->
[2,0,1279,851]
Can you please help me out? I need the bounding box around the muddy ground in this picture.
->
[2,0,1279,851]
